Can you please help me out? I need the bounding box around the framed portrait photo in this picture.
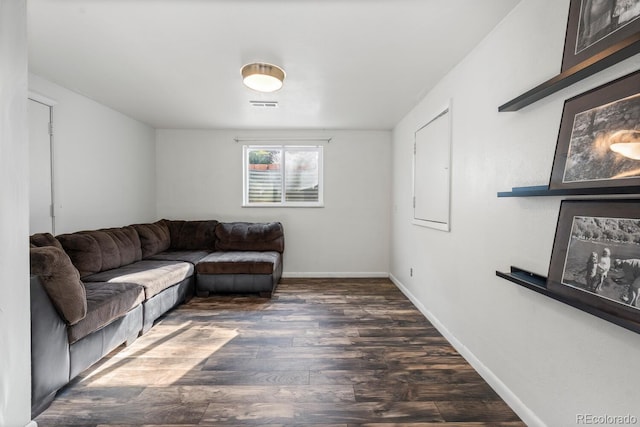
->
[561,0,640,72]
[548,199,640,333]
[549,70,640,191]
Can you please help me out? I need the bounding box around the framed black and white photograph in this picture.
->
[549,70,640,191]
[548,200,640,332]
[561,0,640,72]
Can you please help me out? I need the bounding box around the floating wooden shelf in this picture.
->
[496,266,640,334]
[496,266,548,293]
[498,34,640,112]
[497,185,640,198]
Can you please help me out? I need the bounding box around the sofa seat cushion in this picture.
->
[196,251,281,275]
[147,250,211,265]
[68,282,144,344]
[83,260,194,299]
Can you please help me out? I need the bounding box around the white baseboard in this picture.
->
[25,421,37,427]
[282,272,389,278]
[389,273,545,427]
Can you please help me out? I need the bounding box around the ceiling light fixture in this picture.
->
[241,62,285,92]
[609,130,640,160]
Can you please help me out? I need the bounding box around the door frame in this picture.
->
[28,91,57,234]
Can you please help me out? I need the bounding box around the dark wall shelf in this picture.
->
[496,31,640,335]
[498,34,640,112]
[497,266,640,334]
[497,185,640,198]
[496,266,548,293]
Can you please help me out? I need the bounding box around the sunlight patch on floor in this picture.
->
[80,321,239,387]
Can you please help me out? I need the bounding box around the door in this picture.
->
[28,98,54,234]
[413,106,451,231]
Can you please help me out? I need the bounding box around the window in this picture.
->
[243,145,324,207]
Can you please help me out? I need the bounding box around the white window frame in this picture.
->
[243,145,324,207]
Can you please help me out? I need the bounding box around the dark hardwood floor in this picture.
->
[35,278,525,426]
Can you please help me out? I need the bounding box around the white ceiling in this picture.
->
[28,0,520,130]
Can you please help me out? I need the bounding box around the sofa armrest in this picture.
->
[30,275,70,417]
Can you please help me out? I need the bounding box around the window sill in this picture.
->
[242,203,325,208]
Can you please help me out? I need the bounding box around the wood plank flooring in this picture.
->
[35,278,525,426]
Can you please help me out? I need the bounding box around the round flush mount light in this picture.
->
[609,130,640,160]
[610,142,640,160]
[241,62,285,92]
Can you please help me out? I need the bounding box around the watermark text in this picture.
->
[576,414,637,425]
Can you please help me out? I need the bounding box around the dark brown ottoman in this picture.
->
[195,251,282,297]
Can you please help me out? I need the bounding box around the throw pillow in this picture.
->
[30,246,87,325]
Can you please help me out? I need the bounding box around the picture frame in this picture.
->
[561,0,640,72]
[548,69,640,191]
[547,199,640,333]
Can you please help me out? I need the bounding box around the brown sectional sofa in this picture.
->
[29,219,284,417]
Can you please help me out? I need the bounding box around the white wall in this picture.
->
[28,74,157,234]
[0,0,32,425]
[156,129,391,276]
[391,0,640,425]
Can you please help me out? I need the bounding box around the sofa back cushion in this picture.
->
[215,222,284,253]
[30,246,87,325]
[131,220,171,258]
[166,219,218,251]
[30,232,64,250]
[99,227,142,264]
[57,226,142,278]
